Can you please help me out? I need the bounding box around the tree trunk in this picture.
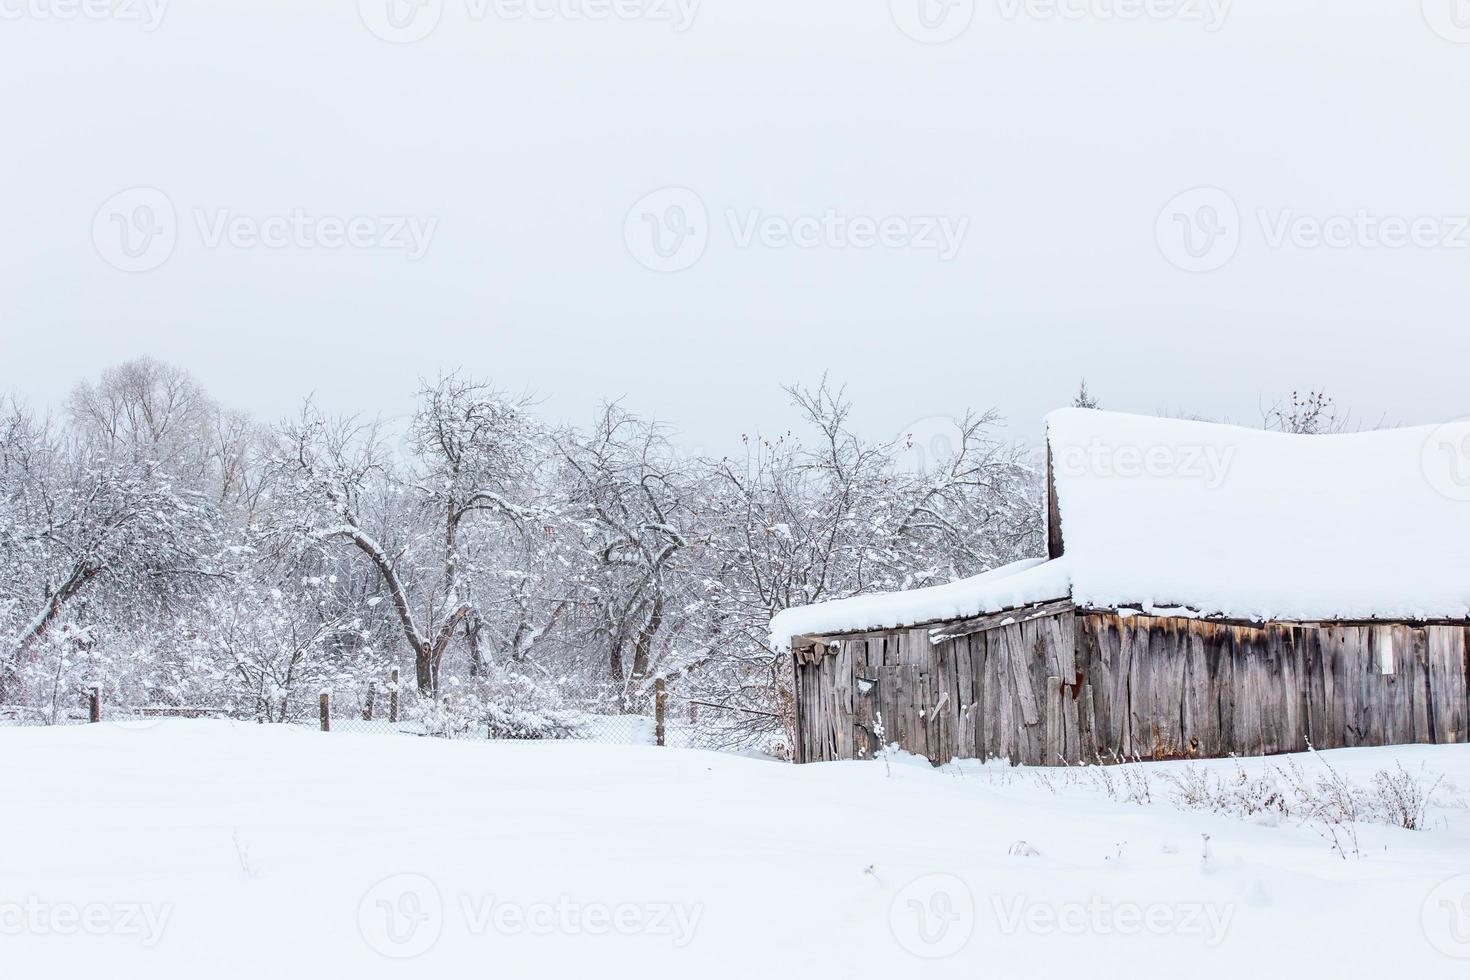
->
[630,596,663,692]
[421,607,470,696]
[13,561,100,660]
[415,643,434,695]
[465,616,485,677]
[610,646,625,684]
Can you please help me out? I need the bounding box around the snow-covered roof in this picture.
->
[1051,407,1470,624]
[771,409,1470,648]
[770,558,1071,648]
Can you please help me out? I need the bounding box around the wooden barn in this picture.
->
[774,409,1470,766]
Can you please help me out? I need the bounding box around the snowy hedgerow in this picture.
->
[404,668,588,741]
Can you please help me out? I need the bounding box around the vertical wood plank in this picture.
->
[1428,627,1468,743]
[1405,627,1433,745]
[1045,676,1063,765]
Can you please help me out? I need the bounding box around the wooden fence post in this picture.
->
[363,682,376,722]
[389,669,400,724]
[319,691,331,733]
[88,687,101,724]
[655,678,667,747]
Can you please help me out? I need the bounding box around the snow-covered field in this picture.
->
[3,723,1469,978]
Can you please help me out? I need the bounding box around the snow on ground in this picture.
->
[3,722,1469,979]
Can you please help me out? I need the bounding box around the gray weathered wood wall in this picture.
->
[793,611,1470,765]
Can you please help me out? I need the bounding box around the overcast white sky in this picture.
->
[3,0,1469,452]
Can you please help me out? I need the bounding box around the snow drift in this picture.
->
[3,722,1469,978]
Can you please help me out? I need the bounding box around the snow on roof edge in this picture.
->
[769,558,1072,651]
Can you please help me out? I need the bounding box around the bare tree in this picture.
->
[202,576,366,722]
[0,398,216,690]
[556,404,695,706]
[67,357,218,478]
[270,376,542,695]
[1260,389,1385,435]
[696,380,1041,747]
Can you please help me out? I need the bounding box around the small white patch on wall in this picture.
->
[1377,630,1396,676]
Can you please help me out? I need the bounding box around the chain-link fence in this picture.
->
[0,675,782,754]
[0,704,92,728]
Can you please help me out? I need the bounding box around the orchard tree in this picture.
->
[555,405,696,705]
[0,399,216,688]
[270,375,544,695]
